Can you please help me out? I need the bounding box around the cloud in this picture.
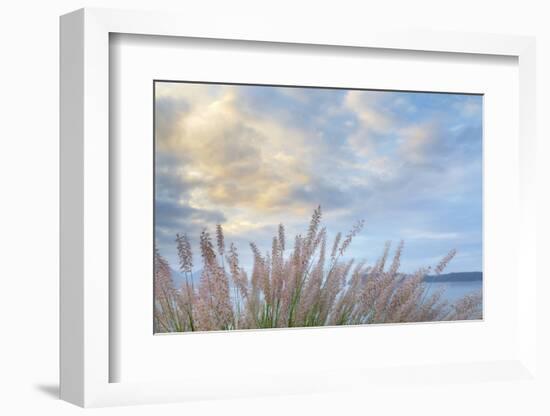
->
[398,122,442,164]
[402,229,461,241]
[343,90,396,158]
[155,199,225,233]
[344,90,393,132]
[455,96,483,119]
[156,85,317,216]
[154,83,483,273]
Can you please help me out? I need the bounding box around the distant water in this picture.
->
[424,280,482,304]
[171,267,482,306]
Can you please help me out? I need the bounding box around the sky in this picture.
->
[154,82,483,275]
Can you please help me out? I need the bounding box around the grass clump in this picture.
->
[154,206,482,333]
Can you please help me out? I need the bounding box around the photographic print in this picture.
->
[154,81,483,333]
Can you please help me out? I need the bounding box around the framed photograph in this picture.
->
[60,8,538,407]
[152,80,483,335]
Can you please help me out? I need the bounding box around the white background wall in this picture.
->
[0,1,548,415]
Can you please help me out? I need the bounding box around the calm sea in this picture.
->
[425,280,482,303]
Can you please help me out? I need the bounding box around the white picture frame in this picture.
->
[60,7,537,407]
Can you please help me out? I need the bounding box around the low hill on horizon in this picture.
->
[168,268,482,289]
[423,271,482,282]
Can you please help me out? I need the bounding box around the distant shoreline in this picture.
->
[170,268,484,287]
[423,271,482,283]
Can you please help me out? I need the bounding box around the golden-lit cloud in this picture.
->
[156,84,314,216]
